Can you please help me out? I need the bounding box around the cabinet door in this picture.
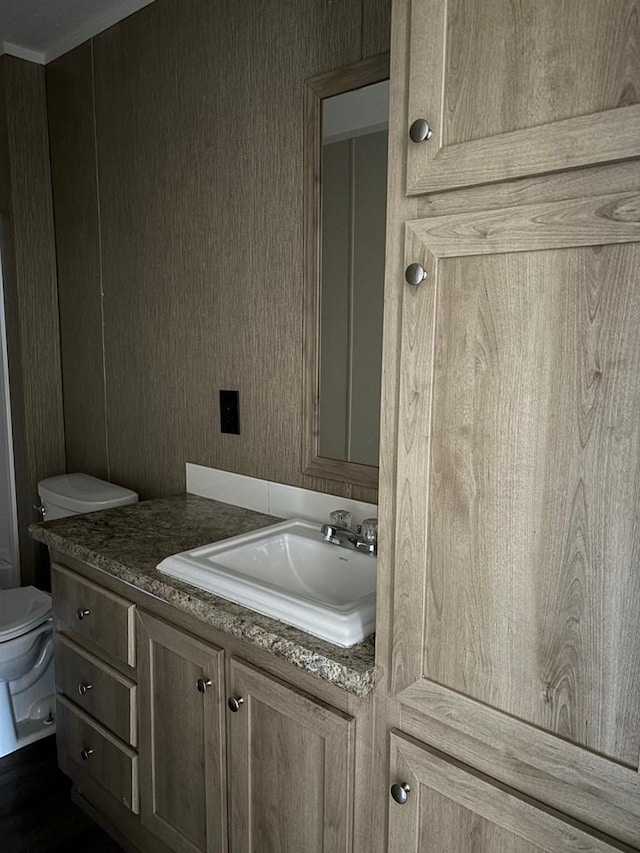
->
[389,185,640,841]
[137,613,226,853]
[404,0,640,194]
[388,731,629,852]
[227,658,355,853]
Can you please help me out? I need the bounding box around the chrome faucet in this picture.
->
[320,523,377,556]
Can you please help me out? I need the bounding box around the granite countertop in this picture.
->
[29,494,376,697]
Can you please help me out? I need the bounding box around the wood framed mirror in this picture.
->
[302,53,390,492]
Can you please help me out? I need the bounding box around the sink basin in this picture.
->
[157,518,376,647]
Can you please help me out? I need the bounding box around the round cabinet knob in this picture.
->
[80,747,94,762]
[78,682,93,696]
[405,263,427,286]
[390,782,411,805]
[76,608,91,621]
[228,696,244,712]
[409,118,433,143]
[196,677,212,694]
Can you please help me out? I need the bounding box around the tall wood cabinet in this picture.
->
[378,0,640,849]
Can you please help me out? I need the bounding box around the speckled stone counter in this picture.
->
[29,494,376,697]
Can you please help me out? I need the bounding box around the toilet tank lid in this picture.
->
[0,586,51,641]
[38,473,138,514]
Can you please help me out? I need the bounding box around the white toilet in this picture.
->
[0,473,138,757]
[0,586,55,757]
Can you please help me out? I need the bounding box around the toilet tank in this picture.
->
[37,473,138,520]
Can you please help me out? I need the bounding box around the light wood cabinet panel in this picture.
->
[52,563,136,667]
[136,612,226,853]
[387,184,640,840]
[405,0,640,194]
[393,188,640,750]
[57,695,139,814]
[388,731,632,852]
[227,657,355,853]
[55,633,137,746]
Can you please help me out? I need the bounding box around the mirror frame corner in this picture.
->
[302,52,390,493]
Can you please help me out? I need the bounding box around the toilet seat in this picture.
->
[0,587,52,643]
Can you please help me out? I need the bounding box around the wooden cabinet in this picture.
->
[57,695,139,814]
[378,0,640,849]
[135,618,356,853]
[52,562,136,666]
[404,0,640,194]
[227,657,355,853]
[388,732,628,853]
[55,633,137,746]
[136,612,226,853]
[51,557,364,853]
[52,562,142,821]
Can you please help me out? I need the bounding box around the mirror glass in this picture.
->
[303,56,390,492]
[318,81,388,467]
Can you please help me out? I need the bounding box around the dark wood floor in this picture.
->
[0,734,124,853]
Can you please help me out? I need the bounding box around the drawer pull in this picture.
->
[80,747,94,761]
[76,608,91,621]
[78,681,93,696]
[196,677,212,694]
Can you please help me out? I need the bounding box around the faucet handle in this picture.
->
[329,509,352,530]
[361,518,378,544]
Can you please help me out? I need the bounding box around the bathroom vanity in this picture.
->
[31,495,377,853]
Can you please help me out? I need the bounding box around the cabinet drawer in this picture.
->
[57,695,139,814]
[55,634,137,746]
[52,563,136,667]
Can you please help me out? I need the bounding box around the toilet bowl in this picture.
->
[0,586,55,757]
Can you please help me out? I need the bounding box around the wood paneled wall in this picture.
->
[46,45,109,480]
[0,57,65,584]
[47,0,390,503]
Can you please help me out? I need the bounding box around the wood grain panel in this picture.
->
[362,0,392,58]
[90,0,366,499]
[55,634,137,746]
[137,612,226,853]
[46,43,109,479]
[0,63,33,587]
[389,732,634,853]
[57,695,139,814]
[399,682,640,848]
[3,57,65,584]
[250,698,325,850]
[52,563,136,667]
[228,657,355,853]
[442,0,640,145]
[0,62,10,211]
[405,0,640,193]
[423,244,640,765]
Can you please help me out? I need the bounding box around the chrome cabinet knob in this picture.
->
[390,782,411,805]
[409,118,433,143]
[228,696,244,712]
[76,608,91,621]
[196,677,212,693]
[405,263,427,286]
[78,682,93,696]
[80,747,94,761]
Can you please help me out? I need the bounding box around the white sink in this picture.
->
[157,518,376,647]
